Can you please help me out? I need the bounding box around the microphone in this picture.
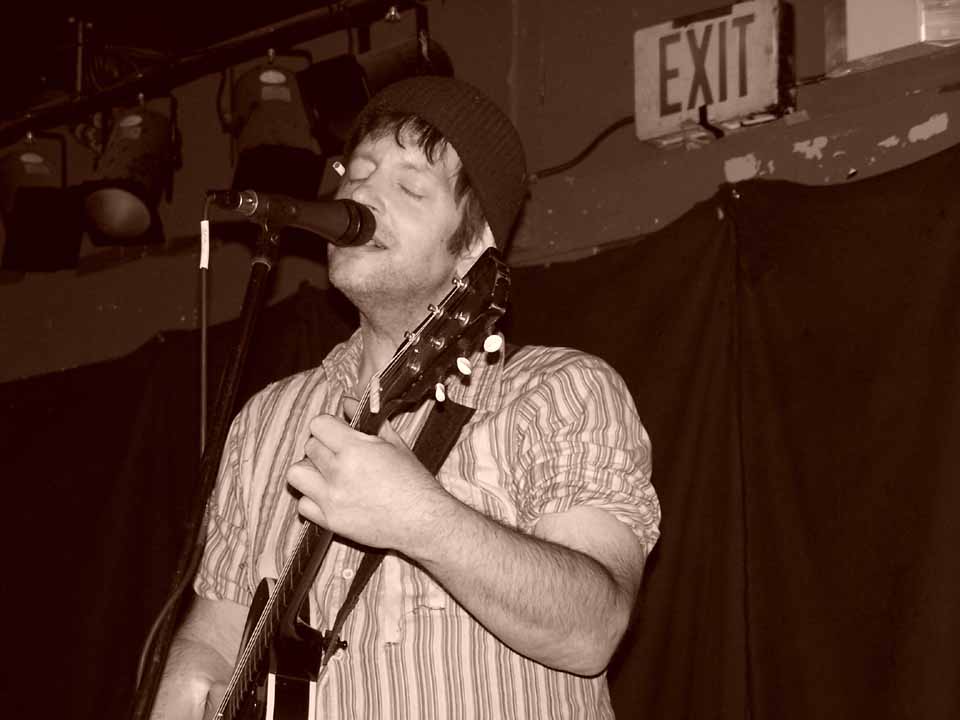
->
[207,190,375,247]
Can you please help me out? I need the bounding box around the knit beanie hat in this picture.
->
[350,75,528,250]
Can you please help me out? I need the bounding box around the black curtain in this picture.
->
[3,140,959,719]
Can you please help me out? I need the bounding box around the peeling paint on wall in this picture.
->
[793,136,829,160]
[724,153,761,182]
[878,135,901,148]
[908,113,949,143]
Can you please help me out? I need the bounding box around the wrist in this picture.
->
[402,484,474,565]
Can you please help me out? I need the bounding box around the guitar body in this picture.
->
[230,579,321,720]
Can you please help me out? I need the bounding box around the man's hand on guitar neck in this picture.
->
[287,409,451,553]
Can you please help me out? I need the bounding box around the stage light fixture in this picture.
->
[230,54,323,200]
[0,133,83,272]
[82,99,178,246]
[297,37,453,159]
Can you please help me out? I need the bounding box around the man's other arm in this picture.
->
[413,501,646,676]
[149,594,247,720]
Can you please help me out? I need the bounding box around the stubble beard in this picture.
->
[328,249,450,334]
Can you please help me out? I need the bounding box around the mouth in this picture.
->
[334,237,386,251]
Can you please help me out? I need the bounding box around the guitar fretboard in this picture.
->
[219,519,333,719]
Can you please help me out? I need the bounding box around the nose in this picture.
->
[349,183,375,209]
[341,170,382,211]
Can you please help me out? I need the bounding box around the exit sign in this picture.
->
[633,0,780,141]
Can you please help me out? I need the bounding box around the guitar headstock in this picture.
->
[352,247,510,434]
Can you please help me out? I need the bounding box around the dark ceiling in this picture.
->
[0,1,341,121]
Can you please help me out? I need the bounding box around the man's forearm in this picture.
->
[407,493,637,676]
[149,596,246,720]
[149,635,230,719]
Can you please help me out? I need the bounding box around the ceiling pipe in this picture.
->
[0,0,421,147]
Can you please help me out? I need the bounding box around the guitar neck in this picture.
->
[218,520,334,720]
[274,521,336,633]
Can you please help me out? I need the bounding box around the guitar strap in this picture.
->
[320,398,475,665]
[320,343,523,666]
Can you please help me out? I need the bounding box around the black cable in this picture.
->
[529,114,634,182]
[132,193,213,692]
[526,62,870,183]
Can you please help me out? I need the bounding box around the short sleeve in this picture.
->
[514,352,660,556]
[193,408,254,605]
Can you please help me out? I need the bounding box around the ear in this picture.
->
[454,222,495,278]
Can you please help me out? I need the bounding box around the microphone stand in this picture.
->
[129,225,282,720]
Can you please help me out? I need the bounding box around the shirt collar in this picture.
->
[321,327,363,394]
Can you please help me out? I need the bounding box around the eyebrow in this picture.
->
[395,156,455,192]
[397,159,436,175]
[350,146,455,187]
[350,149,430,170]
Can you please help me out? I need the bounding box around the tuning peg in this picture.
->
[456,356,473,376]
[435,382,446,402]
[483,334,504,353]
[369,375,381,414]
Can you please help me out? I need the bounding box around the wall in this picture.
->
[2,0,959,382]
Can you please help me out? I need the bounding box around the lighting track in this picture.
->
[0,0,423,147]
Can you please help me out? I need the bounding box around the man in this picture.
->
[152,76,659,719]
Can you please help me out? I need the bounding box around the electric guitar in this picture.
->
[211,247,510,720]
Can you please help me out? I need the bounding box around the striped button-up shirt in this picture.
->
[196,330,659,718]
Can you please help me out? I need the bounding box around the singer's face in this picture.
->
[329,130,477,321]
